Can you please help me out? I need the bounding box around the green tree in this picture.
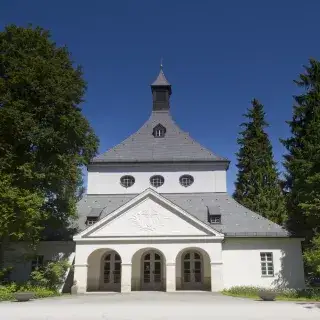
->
[233,99,286,225]
[0,173,46,268]
[0,24,98,262]
[282,58,320,247]
[304,234,320,276]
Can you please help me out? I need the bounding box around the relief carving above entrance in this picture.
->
[130,208,170,231]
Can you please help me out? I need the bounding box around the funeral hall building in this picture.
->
[70,67,305,293]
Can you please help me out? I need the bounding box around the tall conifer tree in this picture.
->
[233,99,286,225]
[282,59,320,244]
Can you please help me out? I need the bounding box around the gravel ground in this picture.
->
[1,292,320,320]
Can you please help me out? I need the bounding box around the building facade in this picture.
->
[72,67,305,293]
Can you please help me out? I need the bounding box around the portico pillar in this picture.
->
[121,263,132,293]
[74,264,88,294]
[166,262,176,292]
[211,261,223,292]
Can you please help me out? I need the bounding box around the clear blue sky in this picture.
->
[1,0,320,193]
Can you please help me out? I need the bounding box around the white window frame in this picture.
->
[31,255,44,271]
[155,128,165,137]
[260,252,274,277]
[153,125,166,138]
[86,218,97,226]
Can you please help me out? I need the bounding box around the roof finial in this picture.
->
[151,59,171,87]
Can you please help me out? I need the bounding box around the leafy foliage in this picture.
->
[0,24,98,252]
[0,173,46,244]
[233,99,286,225]
[0,282,58,301]
[304,233,320,276]
[30,259,70,290]
[0,259,69,300]
[0,266,13,283]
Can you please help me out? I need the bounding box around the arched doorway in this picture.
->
[141,250,164,291]
[176,248,211,291]
[87,249,122,292]
[100,251,121,291]
[131,248,166,291]
[182,251,203,290]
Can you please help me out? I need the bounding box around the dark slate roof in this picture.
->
[76,192,290,237]
[151,69,171,86]
[91,111,228,163]
[87,208,103,217]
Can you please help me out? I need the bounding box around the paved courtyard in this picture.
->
[1,292,320,320]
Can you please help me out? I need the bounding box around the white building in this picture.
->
[5,67,305,293]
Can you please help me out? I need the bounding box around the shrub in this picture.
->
[0,266,13,284]
[0,283,58,301]
[30,259,70,290]
[0,283,17,301]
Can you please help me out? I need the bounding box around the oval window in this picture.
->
[150,175,164,188]
[120,175,135,188]
[179,175,194,187]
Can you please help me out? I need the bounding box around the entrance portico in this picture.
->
[74,241,223,293]
[73,189,224,293]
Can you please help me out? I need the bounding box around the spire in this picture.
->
[150,62,172,112]
[151,60,171,86]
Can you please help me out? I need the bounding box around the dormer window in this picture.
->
[86,217,98,226]
[153,124,166,138]
[209,215,221,224]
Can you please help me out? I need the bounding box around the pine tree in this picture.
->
[282,58,320,245]
[233,99,286,225]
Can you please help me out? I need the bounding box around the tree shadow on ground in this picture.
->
[296,303,320,309]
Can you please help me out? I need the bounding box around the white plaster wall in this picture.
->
[91,197,207,237]
[222,238,305,289]
[87,164,227,194]
[76,241,222,265]
[4,241,75,283]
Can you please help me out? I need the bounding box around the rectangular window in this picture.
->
[260,252,274,276]
[86,217,98,226]
[31,255,44,271]
[209,215,221,224]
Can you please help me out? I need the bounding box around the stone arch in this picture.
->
[87,248,122,292]
[131,247,167,291]
[175,247,211,291]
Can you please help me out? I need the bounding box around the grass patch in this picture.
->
[0,283,60,301]
[222,286,320,301]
